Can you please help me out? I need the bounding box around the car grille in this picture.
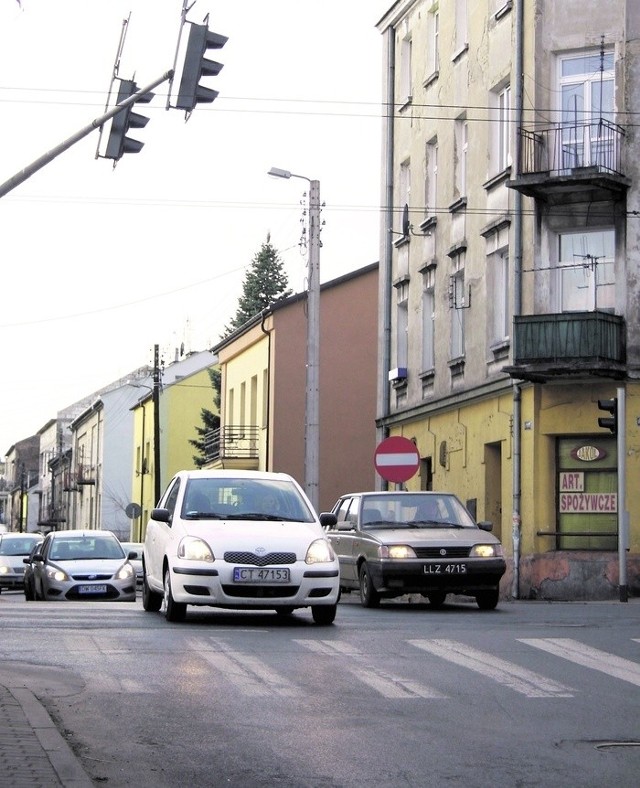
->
[223,551,296,566]
[221,585,298,598]
[414,546,471,559]
[70,573,113,581]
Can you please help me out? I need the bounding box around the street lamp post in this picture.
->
[268,167,321,511]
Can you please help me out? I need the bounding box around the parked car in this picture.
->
[0,533,43,593]
[120,542,144,586]
[143,469,340,624]
[27,529,136,602]
[326,491,506,610]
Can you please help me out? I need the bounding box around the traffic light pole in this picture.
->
[617,386,628,602]
[0,71,173,200]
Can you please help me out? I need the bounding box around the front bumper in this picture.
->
[369,557,506,596]
[170,561,340,608]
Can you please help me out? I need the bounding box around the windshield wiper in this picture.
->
[184,512,224,519]
[410,520,465,528]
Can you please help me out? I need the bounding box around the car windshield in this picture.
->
[181,478,316,523]
[50,536,125,561]
[361,494,477,529]
[0,536,42,556]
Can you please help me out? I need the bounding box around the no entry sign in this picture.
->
[374,436,420,483]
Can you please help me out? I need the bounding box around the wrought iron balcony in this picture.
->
[508,119,629,201]
[504,311,626,382]
[204,425,260,466]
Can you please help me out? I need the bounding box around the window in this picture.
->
[427,10,439,75]
[450,253,465,359]
[489,248,510,344]
[422,267,436,371]
[455,119,468,198]
[425,139,438,216]
[491,84,511,174]
[400,35,412,103]
[454,0,468,55]
[399,159,411,235]
[396,281,409,369]
[558,50,615,170]
[557,229,614,312]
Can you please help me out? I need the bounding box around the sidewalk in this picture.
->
[0,683,93,788]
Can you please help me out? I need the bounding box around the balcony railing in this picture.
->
[510,119,629,199]
[506,311,626,381]
[204,425,260,464]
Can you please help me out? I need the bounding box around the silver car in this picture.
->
[327,491,506,610]
[29,530,136,602]
[0,533,44,593]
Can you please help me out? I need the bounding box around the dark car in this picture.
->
[0,533,43,592]
[326,491,506,610]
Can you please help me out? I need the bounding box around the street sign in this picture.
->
[374,436,420,483]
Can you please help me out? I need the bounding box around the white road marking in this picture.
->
[409,639,574,698]
[520,638,640,687]
[188,637,301,697]
[295,639,445,698]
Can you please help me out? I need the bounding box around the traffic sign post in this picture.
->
[374,436,420,484]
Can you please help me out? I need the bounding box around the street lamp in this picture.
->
[268,167,321,511]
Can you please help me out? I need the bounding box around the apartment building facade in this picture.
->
[376,0,639,599]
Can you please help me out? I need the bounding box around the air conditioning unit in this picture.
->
[388,367,408,383]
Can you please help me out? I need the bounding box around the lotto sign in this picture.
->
[374,436,420,483]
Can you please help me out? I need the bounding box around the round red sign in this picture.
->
[374,436,420,483]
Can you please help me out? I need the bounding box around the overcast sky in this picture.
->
[0,0,389,454]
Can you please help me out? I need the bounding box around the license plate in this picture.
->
[78,584,107,594]
[233,567,291,583]
[423,564,467,575]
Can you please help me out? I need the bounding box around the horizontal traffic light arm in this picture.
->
[0,70,173,199]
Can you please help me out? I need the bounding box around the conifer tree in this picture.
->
[223,234,292,336]
[189,367,221,468]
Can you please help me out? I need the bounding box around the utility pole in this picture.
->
[153,344,162,505]
[306,180,321,512]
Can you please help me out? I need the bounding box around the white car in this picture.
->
[142,469,340,624]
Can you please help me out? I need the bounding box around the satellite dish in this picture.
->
[125,502,142,520]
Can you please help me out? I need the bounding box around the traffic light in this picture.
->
[597,398,618,435]
[104,79,154,161]
[176,21,227,112]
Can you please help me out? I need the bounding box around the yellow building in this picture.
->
[377,0,639,599]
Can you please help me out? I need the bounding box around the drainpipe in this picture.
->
[260,310,272,472]
[511,0,525,599]
[378,24,396,490]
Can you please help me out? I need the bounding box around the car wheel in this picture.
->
[163,568,187,622]
[142,573,162,612]
[358,563,381,608]
[24,581,34,602]
[476,589,499,611]
[274,606,295,616]
[312,604,337,625]
[427,592,447,609]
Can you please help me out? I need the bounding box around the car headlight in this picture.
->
[115,563,135,580]
[305,538,335,564]
[470,544,503,558]
[379,545,417,559]
[0,566,9,575]
[177,536,214,562]
[45,565,69,582]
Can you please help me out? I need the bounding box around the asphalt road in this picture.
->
[1,591,639,787]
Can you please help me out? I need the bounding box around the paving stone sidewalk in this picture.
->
[0,684,93,787]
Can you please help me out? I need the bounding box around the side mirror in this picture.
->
[477,521,493,532]
[150,507,171,523]
[319,512,337,528]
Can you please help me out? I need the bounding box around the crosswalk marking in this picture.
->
[409,638,574,698]
[520,638,640,687]
[295,639,444,698]
[187,637,301,698]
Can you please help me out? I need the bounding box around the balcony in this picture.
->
[508,119,630,203]
[504,311,626,382]
[204,425,260,470]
